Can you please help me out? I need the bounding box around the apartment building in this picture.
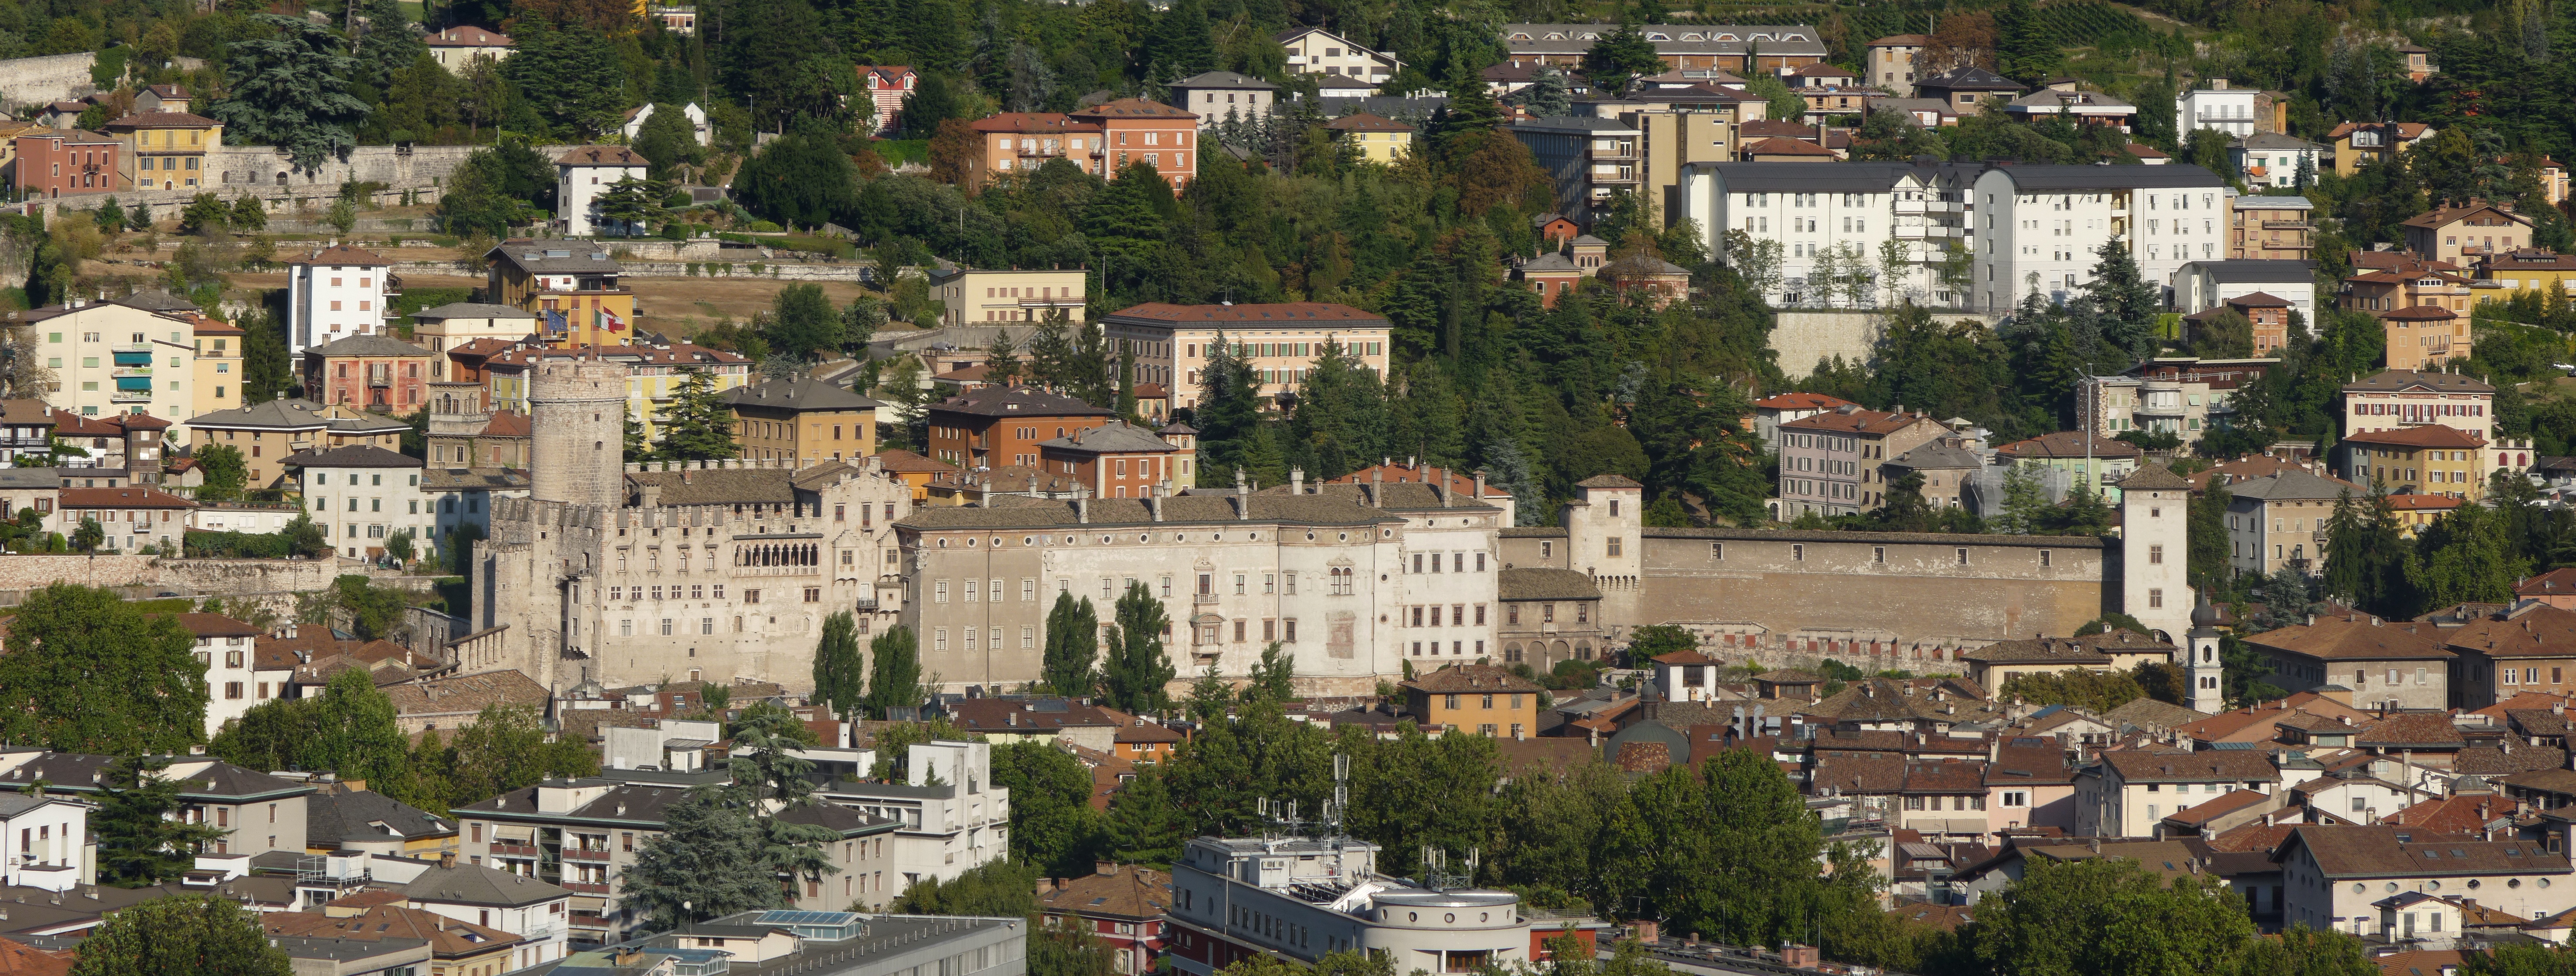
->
[1862,35,1929,96]
[1035,421,1191,499]
[2228,194,2314,260]
[1100,302,1392,411]
[1680,160,1979,307]
[285,243,396,357]
[556,147,651,238]
[1170,72,1278,130]
[2403,202,2535,266]
[193,314,244,418]
[173,612,266,739]
[483,241,634,348]
[2256,613,2452,711]
[2341,424,2488,500]
[856,66,919,134]
[1777,406,1949,518]
[2180,294,2295,354]
[410,303,540,375]
[1325,113,1416,162]
[2341,369,2494,443]
[2075,356,2277,445]
[2175,80,2264,139]
[302,333,434,412]
[0,752,313,859]
[812,741,1008,895]
[182,398,409,491]
[1275,27,1403,81]
[1497,23,1828,75]
[1068,99,1200,190]
[1589,89,1769,221]
[964,114,1103,186]
[2231,134,2323,189]
[281,445,432,560]
[2172,259,2317,325]
[1995,430,2145,501]
[723,376,882,465]
[2444,603,2576,709]
[1167,834,1534,976]
[456,772,721,944]
[1915,66,2027,112]
[10,128,120,197]
[1969,164,2229,314]
[2327,121,2434,176]
[923,386,1114,471]
[2278,826,2575,938]
[896,476,1502,696]
[1401,663,1543,737]
[930,267,1088,327]
[2474,248,2576,293]
[2225,468,2361,576]
[1511,116,1640,223]
[2072,749,2279,838]
[100,104,219,192]
[23,295,198,421]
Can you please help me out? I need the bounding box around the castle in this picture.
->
[471,359,912,693]
[470,361,2206,702]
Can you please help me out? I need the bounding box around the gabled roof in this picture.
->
[2244,613,2453,662]
[1402,663,1542,694]
[1103,302,1389,328]
[1497,567,1600,601]
[1036,421,1176,455]
[926,386,1114,420]
[427,25,512,46]
[1070,98,1197,120]
[1959,629,2172,663]
[1325,112,1413,133]
[2099,749,2280,784]
[285,244,389,267]
[2381,305,2459,321]
[403,863,573,907]
[2116,463,2192,491]
[307,789,456,846]
[624,468,799,505]
[2445,604,2576,660]
[1754,392,1857,412]
[1172,71,1277,90]
[1995,430,2143,460]
[1915,65,2025,92]
[2228,469,2365,502]
[305,334,432,358]
[2277,825,2569,878]
[2344,369,2495,394]
[1782,407,1944,437]
[721,376,883,413]
[2340,425,2486,448]
[1742,137,1838,157]
[969,113,1100,135]
[279,445,424,470]
[1038,866,1172,921]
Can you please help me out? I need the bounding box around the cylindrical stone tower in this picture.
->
[529,358,630,508]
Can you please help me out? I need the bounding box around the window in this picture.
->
[1607,537,1623,557]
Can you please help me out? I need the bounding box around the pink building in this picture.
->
[857,66,918,135]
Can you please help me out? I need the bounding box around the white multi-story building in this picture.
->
[284,243,394,358]
[555,146,650,237]
[1166,835,1533,976]
[2176,79,2262,139]
[282,444,433,561]
[401,864,576,971]
[24,296,198,421]
[1680,160,1979,308]
[1274,27,1404,82]
[1969,164,2229,314]
[0,792,88,889]
[817,741,1010,893]
[181,612,267,739]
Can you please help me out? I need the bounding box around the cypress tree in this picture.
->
[863,626,924,719]
[1041,594,1099,697]
[813,612,865,720]
[1099,582,1174,715]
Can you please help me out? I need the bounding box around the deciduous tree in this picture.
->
[1099,582,1174,715]
[0,584,207,753]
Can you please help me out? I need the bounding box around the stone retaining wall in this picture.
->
[1771,308,2002,379]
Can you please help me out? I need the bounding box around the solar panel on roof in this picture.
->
[756,910,862,925]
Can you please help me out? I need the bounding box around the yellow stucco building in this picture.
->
[1325,113,1416,163]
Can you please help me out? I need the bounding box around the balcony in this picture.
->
[1893,223,1963,239]
[1893,199,1962,215]
[562,848,612,862]
[382,273,403,296]
[569,912,611,929]
[490,842,541,859]
[563,881,612,894]
[1192,592,1219,605]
